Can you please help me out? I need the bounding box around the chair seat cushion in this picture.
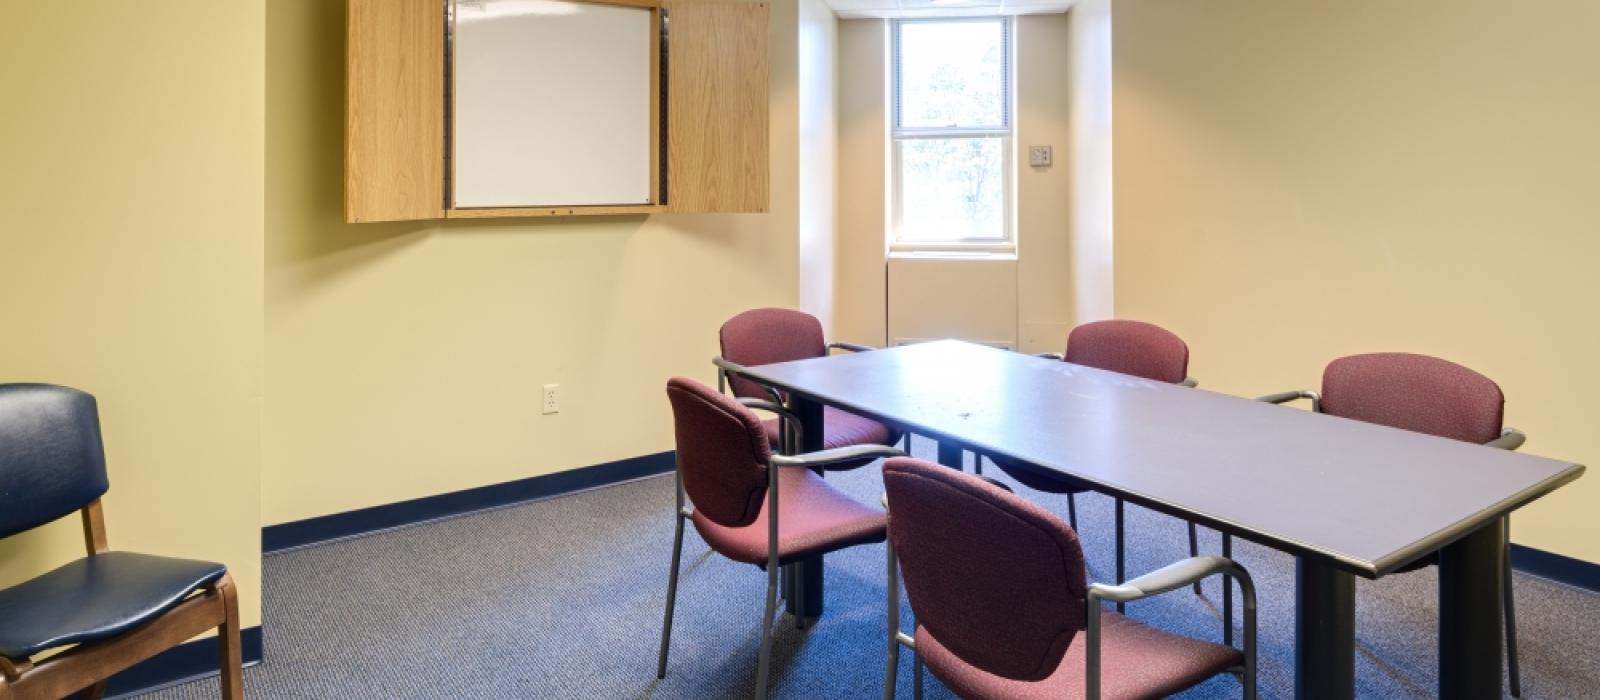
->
[692,467,886,567]
[0,551,226,659]
[761,406,899,471]
[987,454,1092,495]
[916,611,1243,700]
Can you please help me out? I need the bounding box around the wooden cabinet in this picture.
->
[344,0,770,223]
[345,0,444,223]
[665,0,769,214]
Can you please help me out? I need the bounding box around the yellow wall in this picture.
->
[263,0,806,523]
[834,19,890,347]
[0,1,265,627]
[1113,0,1600,563]
[835,14,1079,354]
[1014,11,1077,351]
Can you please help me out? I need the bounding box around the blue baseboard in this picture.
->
[102,626,262,699]
[262,451,676,553]
[1511,543,1600,593]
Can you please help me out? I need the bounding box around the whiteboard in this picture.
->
[453,0,655,208]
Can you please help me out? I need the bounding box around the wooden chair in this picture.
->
[0,384,243,700]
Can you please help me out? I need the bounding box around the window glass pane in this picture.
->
[897,137,1005,242]
[896,20,1006,130]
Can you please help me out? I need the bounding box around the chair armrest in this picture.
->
[1486,427,1526,451]
[1088,555,1251,604]
[713,355,749,380]
[1086,555,1258,699]
[827,341,877,354]
[1180,376,1199,388]
[1035,352,1064,361]
[735,398,803,445]
[1257,389,1321,412]
[714,355,783,403]
[771,444,906,469]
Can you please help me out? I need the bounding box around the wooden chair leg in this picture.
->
[83,681,108,700]
[215,575,244,700]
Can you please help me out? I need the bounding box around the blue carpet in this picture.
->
[141,438,1599,698]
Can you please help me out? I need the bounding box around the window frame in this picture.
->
[889,16,1016,256]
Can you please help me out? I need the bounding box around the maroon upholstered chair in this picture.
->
[986,319,1207,608]
[716,308,904,469]
[1260,352,1526,697]
[655,377,905,699]
[881,457,1256,700]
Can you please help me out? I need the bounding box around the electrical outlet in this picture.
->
[1028,144,1052,167]
[542,384,560,415]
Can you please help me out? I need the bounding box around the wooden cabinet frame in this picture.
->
[346,0,769,223]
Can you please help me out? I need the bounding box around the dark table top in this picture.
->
[740,340,1585,577]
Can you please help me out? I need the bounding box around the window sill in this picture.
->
[888,249,1017,262]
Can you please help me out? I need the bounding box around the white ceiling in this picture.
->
[826,0,1073,20]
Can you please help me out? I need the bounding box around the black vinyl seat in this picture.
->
[0,552,227,659]
[1,383,244,700]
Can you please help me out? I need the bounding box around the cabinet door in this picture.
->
[665,0,770,214]
[345,0,444,223]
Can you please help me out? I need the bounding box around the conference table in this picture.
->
[735,340,1584,699]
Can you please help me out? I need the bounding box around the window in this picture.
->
[891,17,1013,253]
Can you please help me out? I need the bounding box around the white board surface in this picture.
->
[453,0,654,208]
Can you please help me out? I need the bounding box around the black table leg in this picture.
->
[1438,519,1505,699]
[1295,556,1355,699]
[936,440,964,470]
[782,395,826,624]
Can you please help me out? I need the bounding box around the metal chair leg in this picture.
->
[754,561,780,700]
[656,512,688,678]
[793,563,809,631]
[1223,532,1234,647]
[1067,493,1078,531]
[974,454,983,475]
[1115,498,1126,614]
[1504,522,1522,698]
[884,534,900,700]
[1189,522,1202,594]
[913,653,925,700]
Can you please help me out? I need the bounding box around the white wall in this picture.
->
[799,0,839,332]
[836,13,1079,352]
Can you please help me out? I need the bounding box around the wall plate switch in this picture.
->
[1029,145,1052,167]
[542,384,560,414]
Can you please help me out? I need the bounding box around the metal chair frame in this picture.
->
[882,489,1259,700]
[1258,388,1527,697]
[981,350,1208,615]
[654,392,905,699]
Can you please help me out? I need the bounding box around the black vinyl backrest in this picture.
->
[0,384,109,538]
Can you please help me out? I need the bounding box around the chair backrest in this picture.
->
[882,457,1087,682]
[719,308,826,400]
[1320,352,1504,444]
[666,377,773,528]
[0,384,109,539]
[1064,319,1189,384]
